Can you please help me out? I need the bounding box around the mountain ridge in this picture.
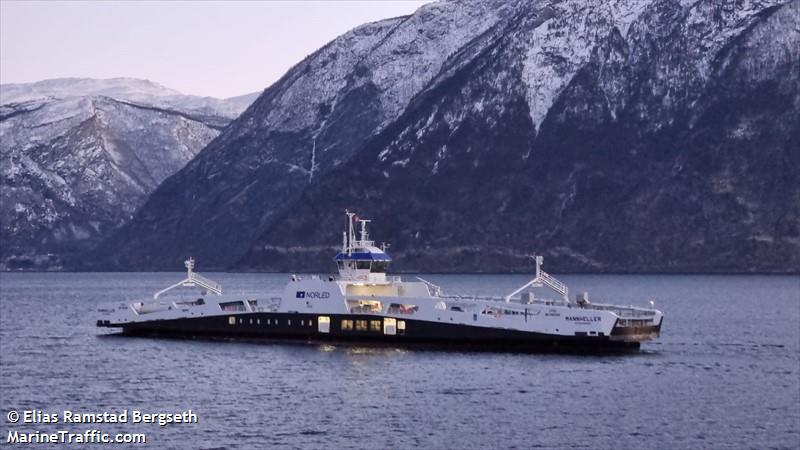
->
[74,0,800,273]
[1,78,258,269]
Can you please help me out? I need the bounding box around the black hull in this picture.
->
[98,312,655,353]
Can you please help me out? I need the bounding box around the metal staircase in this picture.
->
[504,256,568,303]
[153,258,222,299]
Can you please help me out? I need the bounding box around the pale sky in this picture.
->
[0,1,430,99]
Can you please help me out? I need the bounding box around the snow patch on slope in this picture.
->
[521,0,648,132]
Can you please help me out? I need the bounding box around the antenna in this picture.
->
[345,210,355,254]
[359,219,371,243]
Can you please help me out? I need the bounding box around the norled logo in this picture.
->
[296,291,330,299]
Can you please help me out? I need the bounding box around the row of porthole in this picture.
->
[227,316,315,327]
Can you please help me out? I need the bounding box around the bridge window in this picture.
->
[356,261,371,270]
[371,261,389,273]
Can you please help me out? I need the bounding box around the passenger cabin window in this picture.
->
[370,320,382,332]
[220,301,246,312]
[388,303,418,315]
[482,307,499,318]
[355,320,368,331]
[348,300,382,314]
[341,319,353,331]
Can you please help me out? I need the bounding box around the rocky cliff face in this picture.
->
[0,79,256,269]
[95,0,798,273]
[92,1,524,270]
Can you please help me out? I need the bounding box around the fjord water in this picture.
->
[1,273,798,449]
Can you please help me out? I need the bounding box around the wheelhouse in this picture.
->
[335,212,392,283]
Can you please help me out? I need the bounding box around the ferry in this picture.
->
[97,212,663,351]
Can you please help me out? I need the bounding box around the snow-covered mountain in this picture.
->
[92,0,799,272]
[0,77,258,118]
[0,78,258,269]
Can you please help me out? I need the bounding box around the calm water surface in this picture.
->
[1,273,798,449]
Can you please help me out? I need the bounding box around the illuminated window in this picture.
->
[318,316,330,333]
[370,320,382,332]
[341,320,353,331]
[301,320,305,326]
[250,319,253,324]
[257,319,261,325]
[355,320,368,331]
[288,320,292,326]
[383,318,396,335]
[398,320,406,335]
[228,316,236,325]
